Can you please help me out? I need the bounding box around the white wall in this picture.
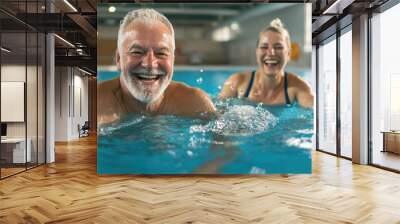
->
[1,64,46,164]
[1,65,26,81]
[1,65,25,124]
[55,67,89,141]
[1,65,28,138]
[55,67,68,141]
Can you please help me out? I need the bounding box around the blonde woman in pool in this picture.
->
[219,19,314,108]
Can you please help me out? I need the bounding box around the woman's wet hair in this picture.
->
[257,18,291,51]
[117,8,175,52]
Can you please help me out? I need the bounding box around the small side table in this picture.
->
[381,131,400,154]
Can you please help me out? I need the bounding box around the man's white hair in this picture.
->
[117,8,175,52]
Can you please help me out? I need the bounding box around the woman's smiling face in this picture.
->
[256,30,291,77]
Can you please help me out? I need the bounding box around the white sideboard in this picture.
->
[1,138,32,163]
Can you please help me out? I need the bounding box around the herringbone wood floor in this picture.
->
[1,135,400,223]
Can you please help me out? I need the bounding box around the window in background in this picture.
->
[371,3,400,171]
[0,0,47,179]
[312,45,316,150]
[339,27,352,158]
[1,31,28,178]
[317,36,337,155]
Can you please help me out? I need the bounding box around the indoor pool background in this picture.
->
[97,68,313,174]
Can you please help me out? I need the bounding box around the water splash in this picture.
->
[196,77,203,84]
[250,166,266,174]
[286,137,312,149]
[296,129,313,134]
[190,105,277,136]
[98,115,145,136]
[187,150,194,157]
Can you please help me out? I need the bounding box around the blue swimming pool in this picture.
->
[98,68,313,174]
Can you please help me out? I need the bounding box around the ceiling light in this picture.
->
[54,34,75,48]
[76,49,84,55]
[212,26,232,42]
[230,22,239,31]
[78,67,93,76]
[1,47,11,53]
[212,23,241,42]
[63,0,78,12]
[108,6,116,13]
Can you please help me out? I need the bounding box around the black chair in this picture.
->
[79,121,90,138]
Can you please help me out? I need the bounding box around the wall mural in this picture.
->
[97,3,314,174]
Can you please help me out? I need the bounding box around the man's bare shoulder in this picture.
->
[168,81,202,92]
[98,77,121,109]
[168,81,212,104]
[97,77,124,125]
[98,77,120,95]
[165,81,216,116]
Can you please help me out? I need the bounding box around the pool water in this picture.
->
[97,68,313,174]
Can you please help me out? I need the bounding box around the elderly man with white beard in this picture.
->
[98,8,216,125]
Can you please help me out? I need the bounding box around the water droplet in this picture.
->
[200,69,204,72]
[196,77,203,84]
[250,166,266,174]
[286,137,312,149]
[218,85,222,90]
[167,150,176,157]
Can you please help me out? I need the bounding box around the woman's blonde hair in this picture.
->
[258,18,291,51]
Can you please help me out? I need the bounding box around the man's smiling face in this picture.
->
[117,20,175,104]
